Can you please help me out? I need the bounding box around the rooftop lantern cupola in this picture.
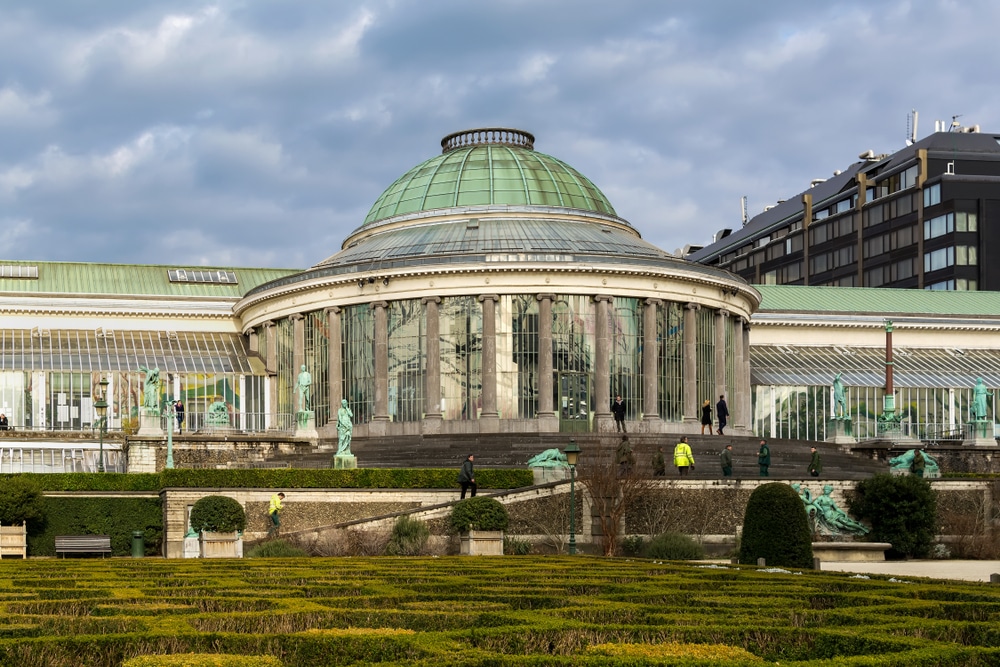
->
[441,128,535,153]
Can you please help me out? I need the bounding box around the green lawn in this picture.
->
[2,557,1000,666]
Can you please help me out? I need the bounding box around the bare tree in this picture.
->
[577,440,657,556]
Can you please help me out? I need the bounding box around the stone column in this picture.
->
[370,301,391,436]
[593,295,613,432]
[536,294,558,431]
[683,304,699,425]
[715,310,729,431]
[731,315,745,432]
[422,297,443,434]
[643,298,662,428]
[263,321,277,429]
[743,319,753,435]
[326,307,343,444]
[478,295,500,428]
[291,313,305,412]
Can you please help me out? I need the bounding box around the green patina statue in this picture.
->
[337,399,354,455]
[139,366,161,414]
[296,364,312,413]
[833,373,847,419]
[206,400,230,426]
[972,377,992,421]
[793,483,869,536]
[889,449,940,478]
[526,448,569,468]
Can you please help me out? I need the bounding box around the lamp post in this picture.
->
[164,393,175,470]
[95,377,109,473]
[564,439,581,555]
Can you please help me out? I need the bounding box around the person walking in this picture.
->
[652,445,666,477]
[808,446,822,477]
[757,440,771,477]
[611,395,627,433]
[911,448,926,478]
[700,399,713,435]
[673,437,695,476]
[716,395,729,436]
[174,400,184,433]
[720,444,733,477]
[267,492,285,538]
[458,454,477,499]
[615,436,635,477]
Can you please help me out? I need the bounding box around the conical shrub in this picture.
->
[738,482,813,568]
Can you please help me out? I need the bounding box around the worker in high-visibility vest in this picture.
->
[267,492,285,538]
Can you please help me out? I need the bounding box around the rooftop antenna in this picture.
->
[949,114,962,132]
[906,109,918,145]
[740,196,749,226]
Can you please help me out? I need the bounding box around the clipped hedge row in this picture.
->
[0,468,533,492]
[123,655,283,667]
[25,496,163,557]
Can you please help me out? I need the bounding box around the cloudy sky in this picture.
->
[1,0,997,269]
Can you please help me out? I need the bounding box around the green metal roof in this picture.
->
[756,285,1000,317]
[363,139,616,226]
[0,261,301,298]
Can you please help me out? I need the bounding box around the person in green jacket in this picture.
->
[673,437,695,476]
[808,446,822,477]
[652,446,666,477]
[757,440,771,477]
[267,492,285,538]
[911,448,926,477]
[720,444,733,477]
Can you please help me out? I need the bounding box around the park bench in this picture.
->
[55,535,112,558]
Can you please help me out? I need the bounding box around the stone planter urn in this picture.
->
[199,531,243,558]
[459,530,504,556]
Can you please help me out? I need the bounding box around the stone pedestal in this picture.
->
[0,523,27,558]
[127,440,158,473]
[137,412,163,437]
[333,454,357,469]
[183,536,200,559]
[825,418,856,446]
[294,410,319,439]
[964,420,997,447]
[531,467,570,485]
[459,530,504,556]
[200,531,243,558]
[812,541,891,562]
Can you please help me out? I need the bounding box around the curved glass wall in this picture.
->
[498,295,538,419]
[657,302,684,421]
[342,304,375,424]
[304,311,330,427]
[388,299,424,422]
[610,297,642,420]
[440,297,482,420]
[725,317,737,415]
[275,319,294,426]
[695,308,716,407]
[553,296,595,425]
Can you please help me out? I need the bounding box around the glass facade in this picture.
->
[342,304,375,425]
[610,298,642,420]
[388,299,424,422]
[696,308,715,407]
[498,295,538,419]
[440,297,482,420]
[553,296,595,425]
[657,302,684,422]
[304,311,330,427]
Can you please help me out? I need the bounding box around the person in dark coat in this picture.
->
[911,449,926,478]
[716,395,729,435]
[757,440,771,477]
[611,395,627,433]
[700,400,713,435]
[720,444,733,477]
[615,436,635,477]
[174,400,185,433]
[808,446,822,477]
[652,446,666,477]
[458,454,477,499]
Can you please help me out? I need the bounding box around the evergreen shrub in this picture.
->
[619,535,645,557]
[448,497,509,533]
[503,536,532,555]
[0,477,46,526]
[190,496,246,533]
[245,539,309,558]
[848,473,937,559]
[123,655,283,667]
[738,482,813,568]
[643,532,705,560]
[385,516,430,556]
[26,497,162,556]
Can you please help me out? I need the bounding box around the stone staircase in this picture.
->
[265,433,888,480]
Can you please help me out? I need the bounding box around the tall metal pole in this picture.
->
[98,419,105,473]
[165,394,175,470]
[568,464,576,555]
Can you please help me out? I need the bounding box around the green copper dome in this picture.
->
[363,128,617,225]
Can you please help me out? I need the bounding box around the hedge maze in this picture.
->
[3,557,1000,666]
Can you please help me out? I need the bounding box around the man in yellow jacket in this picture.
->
[267,492,285,538]
[673,437,695,476]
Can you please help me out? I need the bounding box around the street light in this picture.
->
[95,376,109,473]
[563,439,581,555]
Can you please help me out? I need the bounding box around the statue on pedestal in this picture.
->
[337,399,354,455]
[296,365,312,413]
[972,377,992,421]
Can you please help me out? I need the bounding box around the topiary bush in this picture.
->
[448,497,509,533]
[0,477,46,527]
[739,482,813,568]
[643,532,705,560]
[848,473,937,559]
[190,495,246,534]
[385,516,430,556]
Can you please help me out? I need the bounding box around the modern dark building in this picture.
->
[688,126,1000,291]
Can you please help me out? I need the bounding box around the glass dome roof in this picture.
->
[363,128,616,226]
